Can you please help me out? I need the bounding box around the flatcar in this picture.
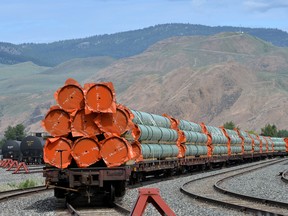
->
[42,79,288,206]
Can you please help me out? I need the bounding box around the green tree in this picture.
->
[0,139,5,148]
[277,129,288,137]
[223,121,239,130]
[260,124,277,137]
[0,124,26,148]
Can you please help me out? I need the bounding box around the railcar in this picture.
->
[43,110,288,205]
[1,140,22,161]
[20,135,45,164]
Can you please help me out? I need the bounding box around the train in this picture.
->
[1,135,45,164]
[42,79,288,206]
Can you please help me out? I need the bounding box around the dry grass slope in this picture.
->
[1,32,288,135]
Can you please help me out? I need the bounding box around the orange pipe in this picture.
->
[43,137,72,169]
[71,109,101,137]
[54,78,85,113]
[42,106,71,137]
[71,137,101,168]
[84,82,116,114]
[100,135,134,167]
[94,104,131,136]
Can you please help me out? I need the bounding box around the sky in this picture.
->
[0,0,288,44]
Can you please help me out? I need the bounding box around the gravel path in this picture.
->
[0,158,286,215]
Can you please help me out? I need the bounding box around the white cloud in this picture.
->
[244,0,288,12]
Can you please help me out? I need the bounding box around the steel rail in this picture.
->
[214,162,288,209]
[65,201,130,216]
[0,186,51,202]
[281,169,288,183]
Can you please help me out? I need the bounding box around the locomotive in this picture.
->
[42,79,288,206]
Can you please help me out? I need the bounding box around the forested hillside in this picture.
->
[1,23,288,66]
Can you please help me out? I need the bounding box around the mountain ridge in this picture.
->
[1,23,288,66]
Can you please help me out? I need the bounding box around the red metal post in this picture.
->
[2,159,13,168]
[6,160,19,171]
[13,162,30,174]
[130,188,176,216]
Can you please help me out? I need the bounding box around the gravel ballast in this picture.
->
[0,166,56,216]
[0,158,286,215]
[219,159,288,203]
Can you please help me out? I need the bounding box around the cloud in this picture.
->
[244,0,288,12]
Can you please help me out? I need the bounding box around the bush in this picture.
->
[8,179,37,189]
[18,179,37,189]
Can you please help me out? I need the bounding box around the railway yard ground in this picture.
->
[0,158,288,215]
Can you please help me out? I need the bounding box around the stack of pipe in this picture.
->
[205,125,229,156]
[258,135,274,153]
[271,137,286,152]
[177,120,210,158]
[221,128,242,155]
[125,110,185,161]
[42,78,285,169]
[42,78,135,168]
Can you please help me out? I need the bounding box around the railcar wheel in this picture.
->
[104,184,115,207]
[115,181,126,197]
[54,188,65,198]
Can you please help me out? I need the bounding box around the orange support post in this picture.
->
[130,188,176,216]
[200,123,213,157]
[234,129,245,154]
[256,135,263,153]
[13,162,30,174]
[220,127,231,156]
[247,134,255,153]
[269,137,274,152]
[284,138,288,152]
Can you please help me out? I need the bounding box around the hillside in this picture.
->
[1,32,288,136]
[87,32,288,131]
[1,23,288,66]
[0,57,115,135]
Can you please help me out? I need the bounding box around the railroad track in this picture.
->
[65,201,130,216]
[0,186,129,215]
[281,169,288,183]
[181,158,288,216]
[0,185,50,202]
[54,198,130,216]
